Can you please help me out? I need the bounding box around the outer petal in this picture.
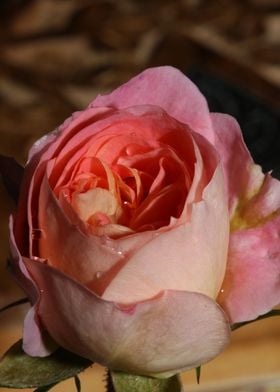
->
[27,107,113,165]
[91,66,215,144]
[212,112,280,322]
[23,258,230,376]
[211,113,264,216]
[13,107,114,255]
[38,174,122,284]
[218,215,280,323]
[9,216,37,303]
[23,305,56,357]
[9,217,54,356]
[103,164,229,303]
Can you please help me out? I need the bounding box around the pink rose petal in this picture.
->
[219,215,280,323]
[38,174,122,284]
[103,165,229,302]
[9,216,37,303]
[211,113,264,215]
[23,305,56,357]
[23,258,230,376]
[212,112,280,323]
[91,66,214,144]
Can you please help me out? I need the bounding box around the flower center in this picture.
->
[54,144,191,237]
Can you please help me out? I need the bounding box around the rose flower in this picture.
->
[9,67,280,377]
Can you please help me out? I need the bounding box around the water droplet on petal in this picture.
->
[40,290,44,293]
[95,271,103,279]
[220,289,224,293]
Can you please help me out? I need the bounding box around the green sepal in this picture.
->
[195,366,201,384]
[34,383,58,392]
[74,375,81,392]
[0,339,92,388]
[108,370,182,392]
[231,309,280,331]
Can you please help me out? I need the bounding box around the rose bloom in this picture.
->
[10,67,280,377]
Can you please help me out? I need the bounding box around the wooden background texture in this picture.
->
[0,0,279,391]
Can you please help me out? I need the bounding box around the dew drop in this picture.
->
[220,289,225,293]
[40,290,44,294]
[95,271,103,279]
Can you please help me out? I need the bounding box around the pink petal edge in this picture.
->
[212,112,280,323]
[91,66,215,144]
[23,258,230,377]
[211,113,263,215]
[219,215,280,323]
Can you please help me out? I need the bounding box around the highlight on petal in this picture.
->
[91,66,214,144]
[218,215,280,324]
[23,258,230,376]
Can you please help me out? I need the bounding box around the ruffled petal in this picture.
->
[38,163,164,291]
[23,258,230,377]
[211,113,264,216]
[37,174,122,285]
[212,112,280,323]
[218,215,280,323]
[91,66,214,144]
[103,165,229,302]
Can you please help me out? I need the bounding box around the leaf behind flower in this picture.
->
[0,340,92,388]
[109,370,182,392]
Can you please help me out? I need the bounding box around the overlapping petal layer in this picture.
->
[9,66,279,378]
[212,113,280,322]
[23,258,230,377]
[92,66,215,144]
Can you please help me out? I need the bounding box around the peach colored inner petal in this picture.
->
[130,184,187,231]
[52,137,192,237]
[42,109,203,240]
[71,188,122,223]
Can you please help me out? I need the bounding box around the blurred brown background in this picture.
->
[0,0,280,391]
